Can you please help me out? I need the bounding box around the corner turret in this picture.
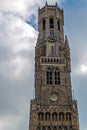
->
[65,35,69,48]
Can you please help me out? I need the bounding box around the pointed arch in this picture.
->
[43,19,46,30]
[57,20,60,31]
[54,71,61,85]
[46,70,53,85]
[45,112,51,121]
[42,127,46,130]
[58,126,62,130]
[38,112,44,121]
[53,126,57,130]
[59,112,64,121]
[36,127,40,130]
[66,112,71,121]
[50,18,54,28]
[52,112,57,121]
[64,126,68,130]
[47,126,51,130]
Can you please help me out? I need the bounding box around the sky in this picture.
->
[0,0,87,130]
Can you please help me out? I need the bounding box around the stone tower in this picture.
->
[29,2,80,130]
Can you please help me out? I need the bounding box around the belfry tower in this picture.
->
[29,2,80,130]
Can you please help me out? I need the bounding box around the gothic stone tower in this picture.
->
[29,2,80,130]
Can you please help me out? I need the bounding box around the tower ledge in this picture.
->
[38,2,63,15]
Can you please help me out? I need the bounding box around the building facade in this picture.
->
[29,2,80,130]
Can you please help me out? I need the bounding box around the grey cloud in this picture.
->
[0,12,38,80]
[0,0,42,20]
[0,4,37,129]
[0,72,34,130]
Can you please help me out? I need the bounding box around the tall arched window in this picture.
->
[65,126,68,130]
[47,70,53,85]
[57,20,60,31]
[46,68,61,85]
[53,126,57,130]
[47,127,51,130]
[54,71,61,85]
[37,127,40,130]
[66,113,71,121]
[59,112,64,121]
[45,112,51,121]
[59,126,62,130]
[38,112,44,121]
[42,127,46,130]
[52,112,57,121]
[43,19,46,30]
[50,18,54,28]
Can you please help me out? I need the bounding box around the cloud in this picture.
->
[0,115,23,130]
[0,9,37,130]
[0,0,64,73]
[0,0,64,80]
[0,0,41,18]
[73,51,87,75]
[47,0,65,5]
[74,63,87,75]
[0,0,40,129]
[0,12,38,80]
[0,0,64,17]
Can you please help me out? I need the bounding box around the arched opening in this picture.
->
[38,112,44,121]
[47,126,51,130]
[42,127,46,130]
[59,112,64,121]
[50,18,54,28]
[64,126,68,130]
[57,20,60,31]
[52,112,57,121]
[36,127,40,130]
[43,19,46,30]
[45,58,46,62]
[45,112,51,121]
[66,112,71,121]
[54,58,56,63]
[48,58,49,62]
[53,126,57,130]
[46,70,53,85]
[57,59,59,63]
[51,58,53,62]
[54,71,61,85]
[58,126,62,130]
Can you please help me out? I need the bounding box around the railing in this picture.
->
[40,57,66,65]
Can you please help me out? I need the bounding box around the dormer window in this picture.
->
[50,18,54,28]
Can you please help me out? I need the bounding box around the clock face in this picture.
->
[50,92,60,102]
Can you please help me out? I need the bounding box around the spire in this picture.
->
[46,1,48,6]
[65,35,69,48]
[56,2,58,6]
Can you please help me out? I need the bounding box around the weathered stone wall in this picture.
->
[29,3,80,130]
